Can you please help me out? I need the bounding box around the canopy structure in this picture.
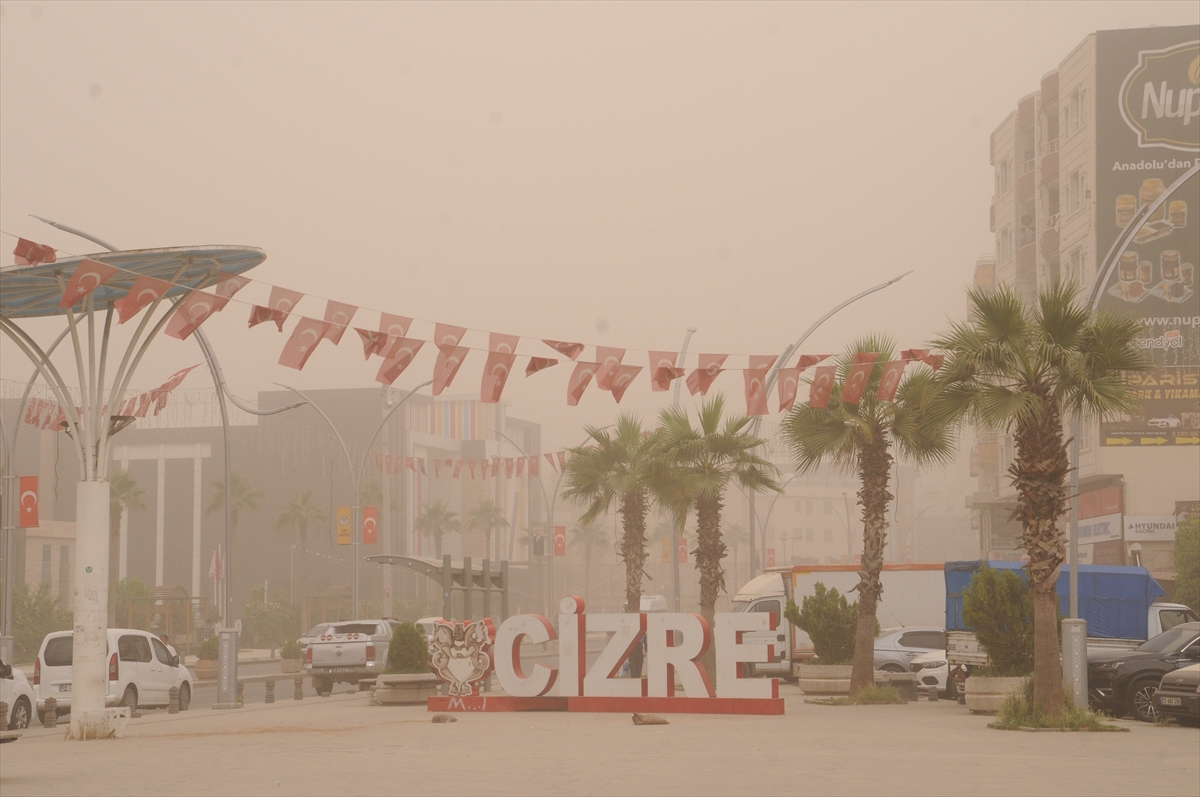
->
[0,244,264,739]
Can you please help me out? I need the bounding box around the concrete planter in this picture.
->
[195,659,218,681]
[965,676,1025,714]
[280,659,302,674]
[375,673,440,706]
[797,664,852,695]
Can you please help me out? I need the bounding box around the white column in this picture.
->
[192,450,202,600]
[119,456,129,580]
[156,446,165,587]
[71,480,110,739]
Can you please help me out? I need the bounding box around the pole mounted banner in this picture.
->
[337,507,352,545]
[18,476,39,528]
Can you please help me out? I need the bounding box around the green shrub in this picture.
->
[785,582,857,665]
[279,638,302,659]
[386,622,431,674]
[963,565,1034,677]
[11,582,73,662]
[240,587,300,649]
[1174,519,1199,613]
[197,635,220,660]
[992,678,1122,731]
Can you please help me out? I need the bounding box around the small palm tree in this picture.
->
[415,501,460,558]
[466,499,509,560]
[108,468,146,621]
[569,523,610,600]
[275,490,327,631]
[932,282,1147,713]
[205,471,263,553]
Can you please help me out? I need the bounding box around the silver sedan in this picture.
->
[875,627,946,672]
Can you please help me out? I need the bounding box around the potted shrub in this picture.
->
[279,638,303,673]
[787,583,856,695]
[962,566,1034,714]
[375,622,439,706]
[195,636,219,681]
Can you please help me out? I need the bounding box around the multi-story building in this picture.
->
[974,25,1200,581]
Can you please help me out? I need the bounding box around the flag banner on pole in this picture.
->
[376,338,425,385]
[322,301,357,344]
[115,275,173,324]
[649,351,682,392]
[336,507,352,545]
[686,354,727,396]
[809,365,836,408]
[610,365,643,403]
[567,362,599,406]
[543,340,584,360]
[165,291,229,340]
[214,272,251,299]
[526,357,558,376]
[553,525,567,556]
[13,238,56,266]
[362,506,378,545]
[677,537,687,563]
[595,347,626,391]
[59,259,120,308]
[379,314,412,338]
[18,475,38,528]
[777,366,802,413]
[876,360,908,402]
[279,318,333,370]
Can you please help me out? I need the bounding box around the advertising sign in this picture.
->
[1177,500,1200,525]
[336,506,352,545]
[1096,26,1200,446]
[1124,514,1178,542]
[1092,539,1125,565]
[1076,512,1124,544]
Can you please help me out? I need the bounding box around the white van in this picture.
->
[35,629,194,720]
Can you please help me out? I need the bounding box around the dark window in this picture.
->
[753,600,781,620]
[1138,626,1199,654]
[43,636,73,667]
[331,623,380,636]
[899,631,946,649]
[152,638,173,665]
[119,634,152,663]
[1160,609,1197,632]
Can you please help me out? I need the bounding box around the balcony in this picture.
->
[1040,71,1059,107]
[1041,213,1059,255]
[1017,168,1035,203]
[1017,234,1037,274]
[1017,95,1036,131]
[1040,139,1058,183]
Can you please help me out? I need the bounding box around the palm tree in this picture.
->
[569,522,610,600]
[466,499,509,560]
[274,490,327,631]
[415,500,460,558]
[655,394,780,677]
[781,334,954,695]
[564,415,662,644]
[108,467,146,622]
[204,471,263,553]
[931,282,1147,713]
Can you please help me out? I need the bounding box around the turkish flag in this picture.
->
[797,354,831,368]
[922,354,945,371]
[248,306,277,329]
[156,364,202,393]
[433,323,466,348]
[900,349,929,362]
[595,347,626,391]
[115,275,173,324]
[375,338,425,385]
[407,457,416,472]
[468,460,477,479]
[649,352,682,392]
[609,365,643,403]
[842,361,875,405]
[677,537,687,564]
[492,458,501,477]
[481,351,516,403]
[557,451,566,470]
[268,286,304,316]
[165,291,229,340]
[13,238,56,266]
[355,328,389,359]
[135,393,153,418]
[877,360,908,402]
[567,362,600,406]
[362,507,378,545]
[553,525,567,557]
[214,272,251,299]
[18,476,38,528]
[24,399,41,426]
[379,314,412,338]
[59,259,120,308]
[433,460,442,478]
[543,339,584,360]
[852,352,880,366]
[777,366,802,413]
[480,459,490,479]
[528,456,540,477]
[322,301,357,344]
[526,357,558,376]
[743,369,770,415]
[489,332,519,354]
[453,460,463,479]
[750,354,778,371]
[809,366,837,408]
[545,452,558,473]
[419,458,427,475]
[432,345,469,395]
[279,318,333,370]
[516,458,525,477]
[686,354,728,396]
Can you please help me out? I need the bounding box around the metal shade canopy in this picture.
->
[0,245,266,318]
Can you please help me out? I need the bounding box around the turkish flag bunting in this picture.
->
[433,460,442,478]
[419,458,426,475]
[777,366,803,413]
[567,362,600,406]
[545,452,558,473]
[407,457,416,472]
[14,238,56,266]
[156,364,202,393]
[809,366,837,408]
[165,291,229,340]
[18,476,39,528]
[136,393,153,418]
[379,314,412,338]
[453,460,463,479]
[743,369,770,416]
[528,456,540,477]
[355,328,389,359]
[279,318,333,370]
[750,354,779,371]
[481,351,516,403]
[877,360,907,402]
[900,349,929,362]
[609,365,643,403]
[797,354,831,368]
[543,340,584,360]
[115,275,173,323]
[492,458,501,477]
[516,457,525,477]
[433,345,469,396]
[322,301,357,344]
[248,305,280,329]
[842,361,876,405]
[268,286,304,315]
[24,399,41,426]
[375,453,383,472]
[852,352,881,366]
[214,272,251,299]
[480,459,490,478]
[433,323,466,348]
[648,351,680,392]
[468,460,477,479]
[526,357,558,376]
[59,259,120,308]
[922,353,945,371]
[686,354,728,396]
[375,338,425,385]
[595,347,626,391]
[557,451,567,470]
[362,507,378,545]
[489,332,519,354]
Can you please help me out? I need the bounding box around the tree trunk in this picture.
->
[694,493,726,684]
[619,492,648,677]
[1032,581,1063,714]
[850,432,892,696]
[107,507,123,624]
[299,522,310,632]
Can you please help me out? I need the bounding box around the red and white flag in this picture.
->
[876,360,908,402]
[609,365,643,403]
[479,459,490,479]
[433,323,466,348]
[557,451,566,471]
[418,457,427,475]
[13,238,56,266]
[595,347,626,391]
[249,286,304,331]
[528,456,540,477]
[322,301,357,344]
[842,355,878,405]
[362,507,378,545]
[115,275,173,324]
[214,273,251,299]
[407,457,416,472]
[489,332,519,354]
[686,354,728,397]
[248,305,276,329]
[379,314,412,338]
[491,458,501,477]
[279,318,333,370]
[433,345,469,395]
[543,339,584,360]
[156,364,202,393]
[900,349,929,362]
[355,328,389,359]
[777,366,802,413]
[453,460,463,479]
[526,357,558,376]
[743,355,778,416]
[59,259,120,309]
[809,366,837,409]
[649,351,683,392]
[545,452,558,473]
[797,354,831,368]
[209,546,222,581]
[165,291,229,340]
[468,460,477,479]
[516,458,525,477]
[481,351,516,403]
[135,393,153,418]
[23,398,41,426]
[567,362,599,406]
[433,460,442,478]
[375,338,425,385]
[18,476,38,528]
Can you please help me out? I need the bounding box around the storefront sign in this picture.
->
[1124,514,1178,541]
[1077,512,1124,544]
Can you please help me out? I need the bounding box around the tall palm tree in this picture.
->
[466,499,509,560]
[569,522,610,600]
[932,282,1147,713]
[564,414,662,644]
[655,394,780,676]
[274,490,327,631]
[204,471,263,553]
[108,467,146,622]
[781,334,954,695]
[415,500,460,558]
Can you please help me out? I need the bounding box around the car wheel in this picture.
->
[120,685,138,712]
[880,663,907,673]
[177,683,191,711]
[1129,678,1160,723]
[312,676,330,695]
[8,697,31,730]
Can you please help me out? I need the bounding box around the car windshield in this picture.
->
[1137,626,1198,653]
[331,623,379,636]
[729,601,750,613]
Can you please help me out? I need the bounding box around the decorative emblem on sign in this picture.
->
[430,619,495,696]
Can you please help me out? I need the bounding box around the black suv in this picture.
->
[1088,622,1200,722]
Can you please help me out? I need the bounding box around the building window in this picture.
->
[1066,88,1087,135]
[1068,170,1085,214]
[824,529,833,542]
[794,499,803,513]
[999,226,1014,264]
[1069,249,1082,285]
[41,544,52,584]
[997,157,1012,196]
[805,499,813,515]
[59,545,70,602]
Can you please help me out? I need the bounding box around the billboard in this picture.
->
[1095,26,1200,446]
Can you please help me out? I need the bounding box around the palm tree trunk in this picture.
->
[300,522,310,632]
[108,507,123,624]
[850,434,892,695]
[619,492,648,677]
[695,493,726,683]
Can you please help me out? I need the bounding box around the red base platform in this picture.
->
[428,695,784,715]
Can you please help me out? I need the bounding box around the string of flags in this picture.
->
[373,450,571,480]
[21,364,202,432]
[10,237,943,417]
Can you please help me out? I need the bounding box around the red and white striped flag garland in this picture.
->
[595,347,626,392]
[686,354,727,397]
[841,353,880,405]
[115,275,173,324]
[543,340,584,360]
[526,357,557,376]
[609,365,643,403]
[322,301,357,345]
[808,366,837,409]
[481,333,519,404]
[59,259,120,308]
[567,362,599,406]
[376,338,425,385]
[743,355,777,416]
[279,318,332,370]
[876,360,907,402]
[13,238,56,266]
[165,291,229,340]
[649,351,684,392]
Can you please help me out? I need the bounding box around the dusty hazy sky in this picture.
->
[3,1,1198,452]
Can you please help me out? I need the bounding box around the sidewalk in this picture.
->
[2,685,1197,796]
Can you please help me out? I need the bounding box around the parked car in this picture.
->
[34,629,194,720]
[1088,622,1200,722]
[0,657,35,730]
[297,623,333,656]
[1153,664,1200,727]
[909,649,949,695]
[304,620,397,694]
[414,617,443,641]
[874,627,946,672]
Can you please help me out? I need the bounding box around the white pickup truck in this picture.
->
[304,620,398,694]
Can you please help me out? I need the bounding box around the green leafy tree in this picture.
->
[12,582,73,662]
[1174,519,1200,613]
[569,522,610,600]
[386,622,431,673]
[466,499,509,560]
[962,566,1034,677]
[241,586,299,649]
[107,467,146,621]
[113,576,150,628]
[784,583,858,665]
[204,471,263,573]
[932,282,1148,713]
[415,501,460,558]
[275,490,328,632]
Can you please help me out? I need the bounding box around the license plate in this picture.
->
[58,683,72,692]
[1159,696,1182,706]
[328,667,358,673]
